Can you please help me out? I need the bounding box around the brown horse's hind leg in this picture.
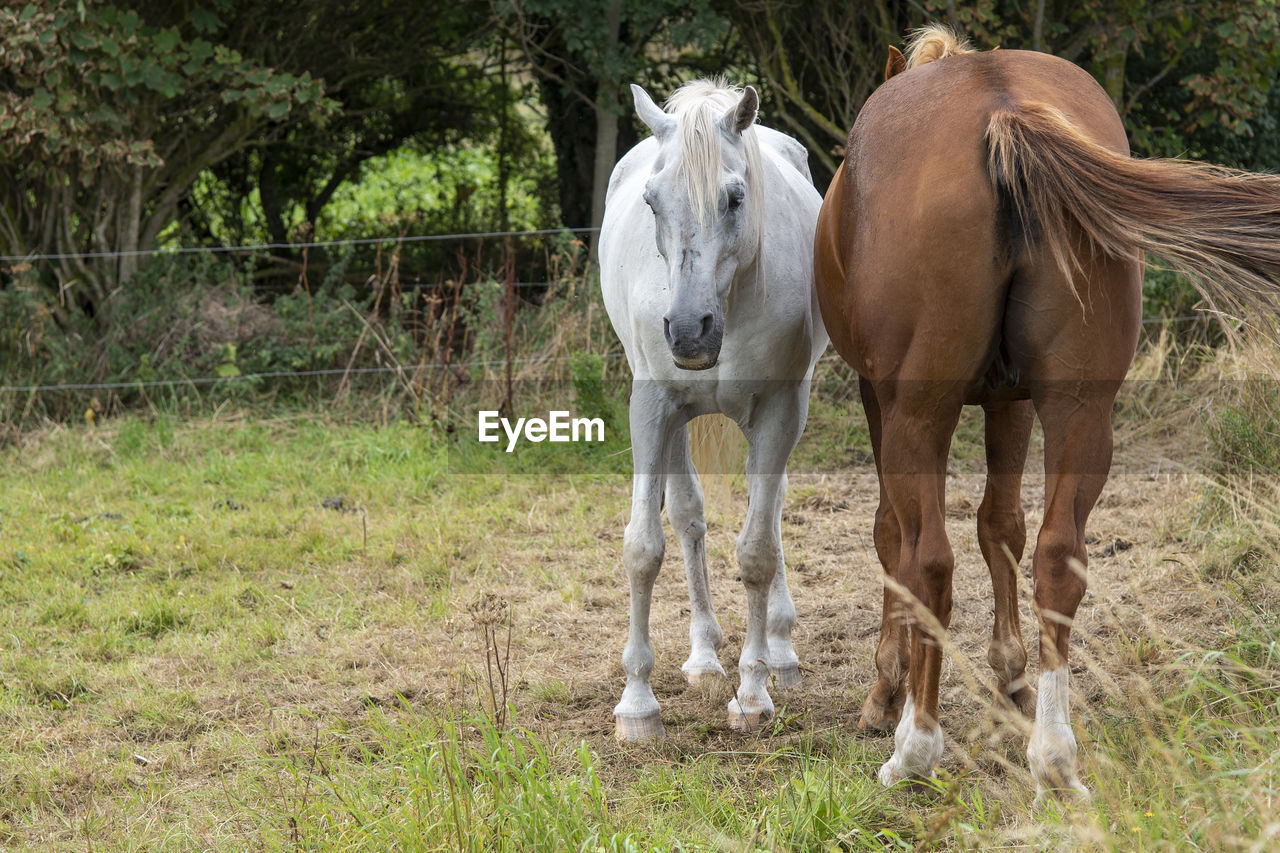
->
[858,377,909,731]
[1026,388,1115,800]
[978,399,1035,716]
[872,380,965,784]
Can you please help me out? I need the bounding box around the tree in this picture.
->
[496,0,723,255]
[0,1,329,319]
[723,0,1280,190]
[718,0,914,189]
[191,1,504,250]
[919,0,1280,159]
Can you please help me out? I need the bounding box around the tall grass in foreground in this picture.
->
[250,709,927,851]
[1074,332,1280,851]
[248,632,1280,850]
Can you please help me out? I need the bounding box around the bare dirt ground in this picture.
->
[419,432,1226,794]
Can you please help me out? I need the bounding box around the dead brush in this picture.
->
[468,592,513,729]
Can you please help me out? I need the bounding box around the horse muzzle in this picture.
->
[664,312,723,371]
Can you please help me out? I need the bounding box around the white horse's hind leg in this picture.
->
[614,385,671,741]
[728,388,805,730]
[666,426,726,684]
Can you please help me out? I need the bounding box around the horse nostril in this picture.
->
[699,313,714,339]
[663,316,673,344]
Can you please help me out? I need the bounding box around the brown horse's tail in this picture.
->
[689,413,742,479]
[986,101,1280,320]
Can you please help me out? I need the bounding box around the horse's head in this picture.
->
[631,81,763,371]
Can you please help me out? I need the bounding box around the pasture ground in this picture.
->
[1,349,1278,850]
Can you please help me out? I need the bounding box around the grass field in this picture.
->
[1,343,1279,850]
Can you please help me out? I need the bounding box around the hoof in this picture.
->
[877,757,936,788]
[877,696,943,787]
[877,757,906,786]
[1006,684,1037,718]
[727,697,773,733]
[1032,780,1092,809]
[857,694,902,732]
[682,662,727,686]
[614,711,665,741]
[769,663,802,691]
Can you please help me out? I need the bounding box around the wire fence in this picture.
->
[0,225,1227,398]
[0,318,1212,396]
[0,355,630,394]
[0,227,600,264]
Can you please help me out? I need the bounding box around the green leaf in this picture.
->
[67,27,97,51]
[215,363,241,378]
[154,28,179,55]
[30,89,53,111]
[192,7,222,33]
[143,62,167,92]
[117,10,141,35]
[266,102,290,120]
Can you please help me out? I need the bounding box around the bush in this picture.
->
[1,252,418,428]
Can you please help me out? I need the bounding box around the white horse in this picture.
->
[599,80,828,739]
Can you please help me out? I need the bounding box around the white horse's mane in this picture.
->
[663,79,766,258]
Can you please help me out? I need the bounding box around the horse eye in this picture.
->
[726,187,744,212]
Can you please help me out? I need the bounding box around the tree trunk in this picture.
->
[119,165,143,285]
[588,0,623,262]
[537,75,596,231]
[589,101,619,261]
[1101,37,1130,113]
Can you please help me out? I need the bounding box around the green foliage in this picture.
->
[274,715,623,850]
[318,146,554,242]
[718,0,912,189]
[569,351,620,430]
[1142,266,1199,320]
[757,767,916,849]
[196,2,512,249]
[1207,387,1280,481]
[0,252,418,426]
[0,2,325,169]
[0,1,336,315]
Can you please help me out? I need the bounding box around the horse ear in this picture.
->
[885,45,907,81]
[631,84,675,138]
[721,85,758,136]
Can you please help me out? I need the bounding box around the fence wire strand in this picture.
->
[0,354,627,395]
[0,227,600,264]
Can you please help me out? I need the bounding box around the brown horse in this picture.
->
[814,25,1280,799]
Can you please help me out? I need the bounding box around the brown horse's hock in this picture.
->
[814,25,1280,799]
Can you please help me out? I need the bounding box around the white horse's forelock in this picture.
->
[662,79,765,259]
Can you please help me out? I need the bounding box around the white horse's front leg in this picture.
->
[765,545,801,688]
[614,384,673,741]
[666,423,725,684]
[729,388,805,730]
